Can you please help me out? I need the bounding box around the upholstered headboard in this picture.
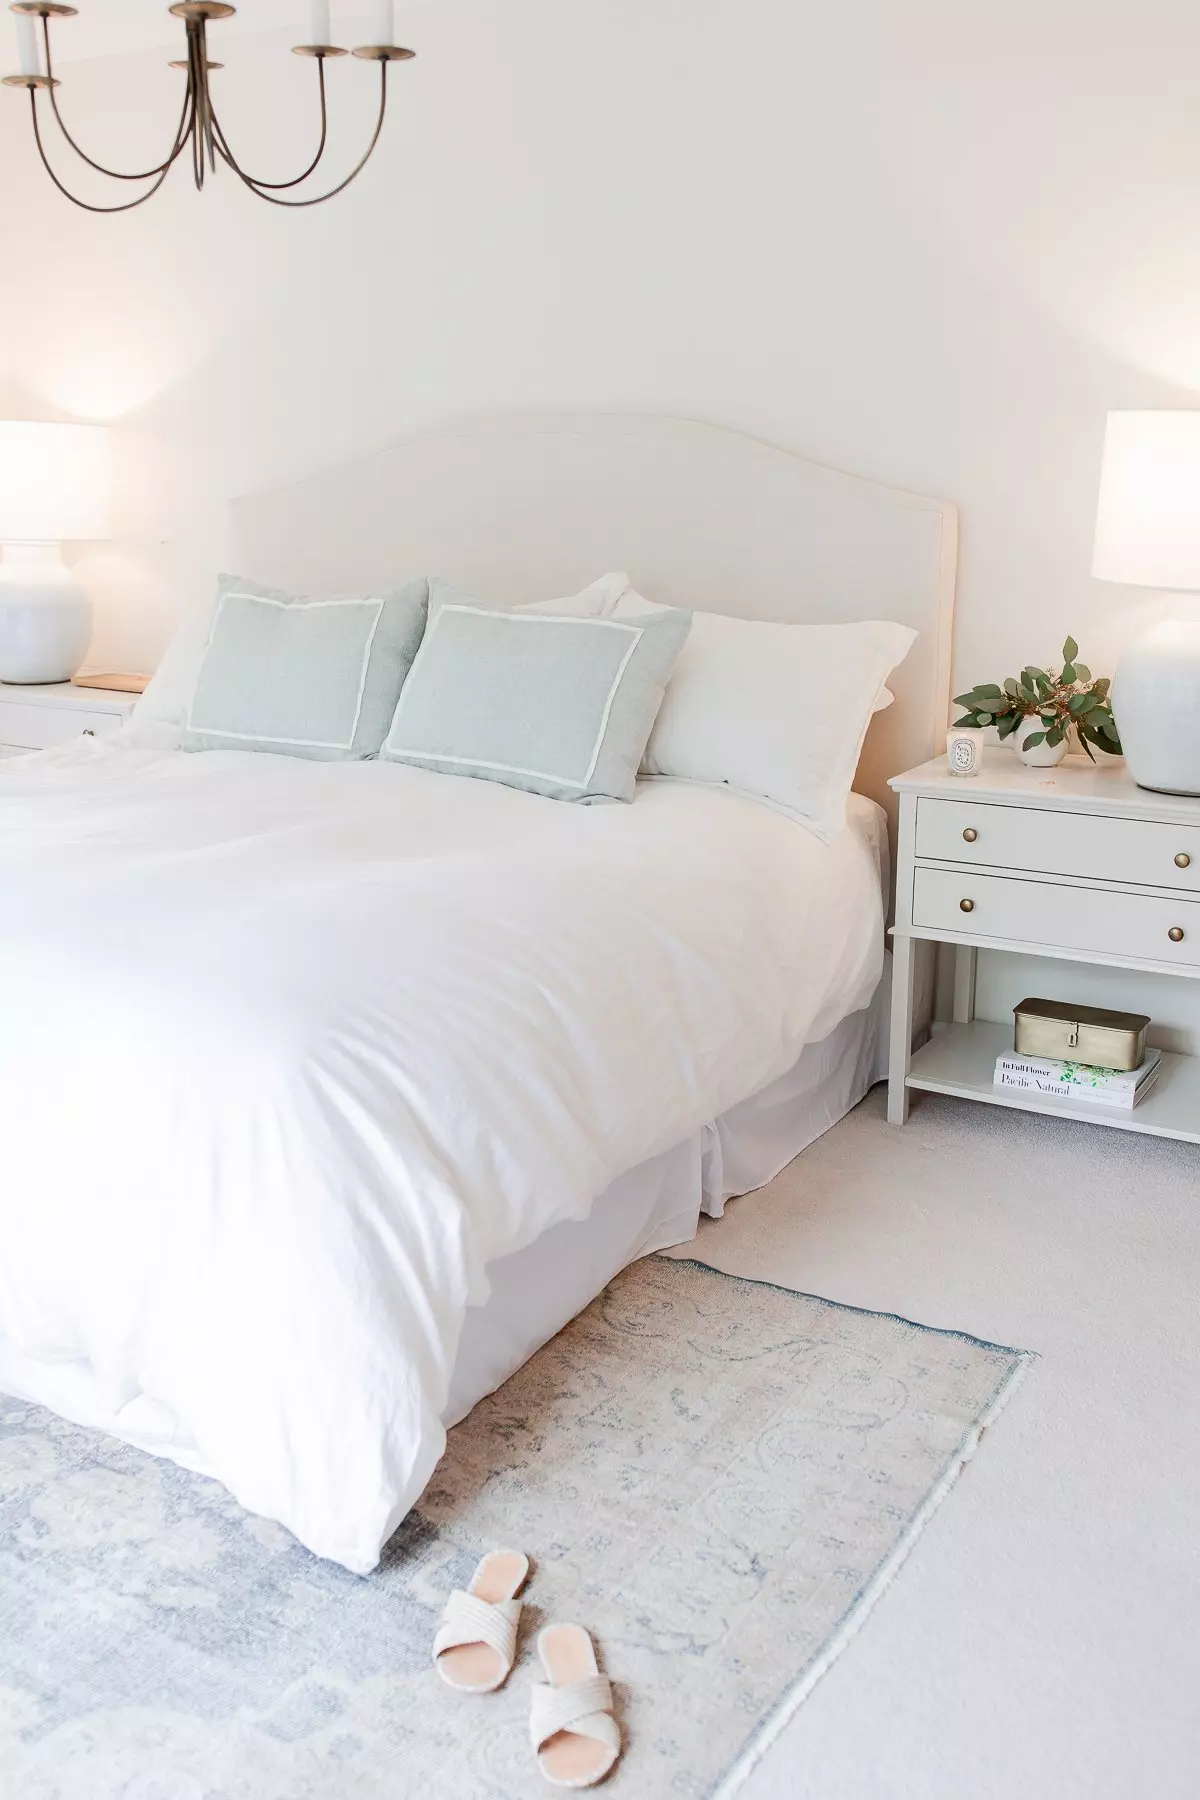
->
[231,412,957,832]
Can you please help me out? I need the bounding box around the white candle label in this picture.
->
[946,728,984,777]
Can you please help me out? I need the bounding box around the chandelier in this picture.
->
[2,2,415,211]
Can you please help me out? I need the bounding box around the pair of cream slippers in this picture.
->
[433,1549,621,1789]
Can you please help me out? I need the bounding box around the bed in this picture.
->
[0,414,956,1573]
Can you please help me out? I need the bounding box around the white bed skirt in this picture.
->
[444,970,888,1425]
[0,973,889,1521]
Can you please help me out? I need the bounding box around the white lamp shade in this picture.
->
[0,421,111,543]
[1092,411,1200,591]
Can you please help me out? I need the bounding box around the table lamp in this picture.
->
[1093,410,1200,795]
[0,421,111,685]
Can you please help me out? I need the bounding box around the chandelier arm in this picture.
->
[209,63,388,208]
[207,56,329,190]
[40,14,195,181]
[28,86,188,214]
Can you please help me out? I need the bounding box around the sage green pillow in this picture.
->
[183,573,428,761]
[381,582,692,802]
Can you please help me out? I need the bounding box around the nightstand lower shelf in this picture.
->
[908,1020,1200,1143]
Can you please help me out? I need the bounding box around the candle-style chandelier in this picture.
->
[1,2,415,211]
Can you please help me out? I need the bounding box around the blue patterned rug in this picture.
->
[0,1258,1032,1800]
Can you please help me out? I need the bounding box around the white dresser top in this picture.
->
[890,749,1200,827]
[0,680,137,714]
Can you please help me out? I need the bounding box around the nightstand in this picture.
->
[887,749,1200,1142]
[0,679,137,758]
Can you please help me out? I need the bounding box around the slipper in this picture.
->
[530,1623,621,1789]
[433,1549,530,1693]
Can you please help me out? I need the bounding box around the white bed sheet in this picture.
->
[445,974,888,1425]
[0,743,885,1571]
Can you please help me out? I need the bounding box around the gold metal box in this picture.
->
[1013,997,1150,1071]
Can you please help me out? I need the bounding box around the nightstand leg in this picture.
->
[952,945,977,1024]
[887,932,916,1125]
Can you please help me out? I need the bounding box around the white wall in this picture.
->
[7,0,1200,1038]
[2,0,1195,684]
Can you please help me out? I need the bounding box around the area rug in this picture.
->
[0,1257,1032,1800]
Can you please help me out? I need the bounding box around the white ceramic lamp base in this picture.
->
[0,544,93,685]
[1111,613,1200,796]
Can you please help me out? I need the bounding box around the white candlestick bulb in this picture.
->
[307,0,331,46]
[374,0,395,47]
[16,14,40,77]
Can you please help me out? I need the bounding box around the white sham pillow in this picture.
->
[612,593,915,841]
[126,570,632,751]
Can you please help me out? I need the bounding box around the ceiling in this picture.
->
[3,4,412,67]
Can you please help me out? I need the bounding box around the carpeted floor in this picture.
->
[672,1086,1200,1800]
[0,1254,1027,1800]
[2,1084,1196,1798]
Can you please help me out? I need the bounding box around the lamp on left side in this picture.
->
[0,421,110,684]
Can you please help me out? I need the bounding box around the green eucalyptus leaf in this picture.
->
[1046,725,1065,747]
[1061,663,1077,683]
[1003,677,1019,697]
[1022,729,1047,749]
[1094,677,1111,699]
[1063,635,1079,663]
[976,684,1003,698]
[953,692,979,708]
[996,712,1019,739]
[1073,663,1091,683]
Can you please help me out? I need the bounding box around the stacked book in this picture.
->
[993,1048,1162,1109]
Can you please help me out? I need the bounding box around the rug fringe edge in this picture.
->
[707,1350,1035,1800]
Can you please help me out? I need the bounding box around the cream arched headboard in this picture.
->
[231,412,957,834]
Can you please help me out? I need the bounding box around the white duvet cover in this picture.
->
[0,743,884,1571]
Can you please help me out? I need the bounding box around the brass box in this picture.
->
[1013,997,1150,1071]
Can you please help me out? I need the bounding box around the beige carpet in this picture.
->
[678,1086,1200,1800]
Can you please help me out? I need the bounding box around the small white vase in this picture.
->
[1014,713,1068,768]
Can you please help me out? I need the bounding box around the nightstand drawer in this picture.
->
[915,796,1200,893]
[0,701,123,751]
[912,864,1200,968]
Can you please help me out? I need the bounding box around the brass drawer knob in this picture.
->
[1169,926,1185,943]
[962,827,978,843]
[1175,852,1191,869]
[959,898,975,913]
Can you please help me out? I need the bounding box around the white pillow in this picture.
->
[126,571,632,751]
[612,593,915,841]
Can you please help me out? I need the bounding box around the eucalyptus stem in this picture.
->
[953,635,1122,758]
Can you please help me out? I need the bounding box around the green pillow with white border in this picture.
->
[182,573,429,761]
[381,579,692,802]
